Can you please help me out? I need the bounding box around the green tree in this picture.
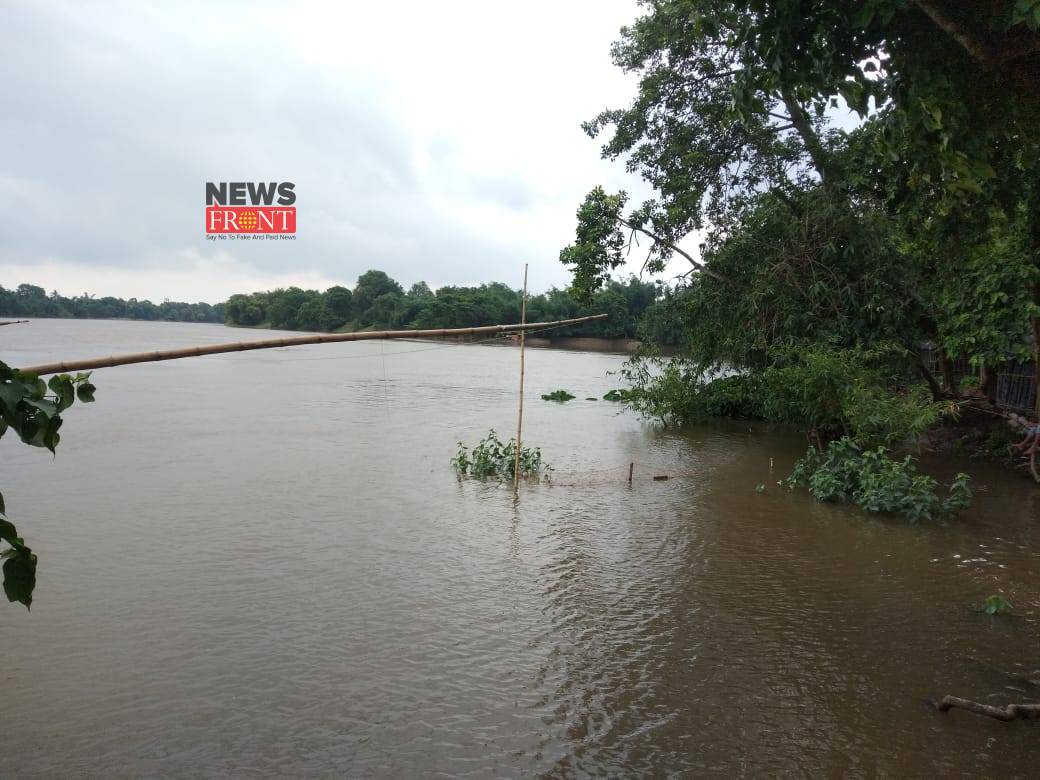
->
[323,285,354,326]
[353,270,404,314]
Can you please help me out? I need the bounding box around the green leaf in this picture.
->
[48,375,75,412]
[24,398,58,419]
[852,4,876,27]
[3,548,36,609]
[76,382,96,403]
[0,515,22,547]
[0,382,23,415]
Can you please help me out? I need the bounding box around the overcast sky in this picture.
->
[0,0,694,303]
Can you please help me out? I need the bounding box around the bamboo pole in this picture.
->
[18,314,608,376]
[513,264,528,496]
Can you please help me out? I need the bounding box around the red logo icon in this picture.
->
[206,206,296,234]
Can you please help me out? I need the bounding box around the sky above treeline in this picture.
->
[0,0,697,304]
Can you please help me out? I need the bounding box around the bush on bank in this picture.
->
[617,344,972,521]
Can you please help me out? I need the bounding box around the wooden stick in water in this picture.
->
[513,264,528,497]
[934,695,1040,722]
[17,314,608,376]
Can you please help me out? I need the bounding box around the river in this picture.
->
[2,319,1038,777]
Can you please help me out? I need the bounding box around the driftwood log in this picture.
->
[933,695,1040,722]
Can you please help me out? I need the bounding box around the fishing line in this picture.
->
[259,322,584,365]
[379,339,390,419]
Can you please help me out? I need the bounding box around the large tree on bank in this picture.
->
[561,0,1040,406]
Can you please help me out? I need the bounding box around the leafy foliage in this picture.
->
[982,594,1013,615]
[561,0,1040,405]
[556,0,1038,515]
[756,344,950,449]
[0,361,96,608]
[225,271,670,341]
[929,211,1040,369]
[451,429,551,481]
[541,390,576,403]
[618,344,948,448]
[786,437,972,523]
[618,360,761,425]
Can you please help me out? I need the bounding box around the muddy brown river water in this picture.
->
[2,319,1038,777]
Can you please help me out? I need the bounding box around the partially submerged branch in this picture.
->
[933,695,1040,722]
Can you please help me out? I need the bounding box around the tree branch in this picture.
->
[619,218,726,283]
[780,90,839,190]
[934,695,1040,722]
[912,0,996,67]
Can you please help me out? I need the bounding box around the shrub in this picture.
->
[617,344,949,448]
[786,437,971,522]
[541,390,576,402]
[757,343,948,448]
[981,595,1012,615]
[616,358,729,426]
[451,429,551,481]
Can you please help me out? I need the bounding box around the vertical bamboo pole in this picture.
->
[513,264,529,497]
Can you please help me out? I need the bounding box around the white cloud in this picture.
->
[0,0,697,303]
[0,252,341,303]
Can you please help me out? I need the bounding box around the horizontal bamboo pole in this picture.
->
[18,314,609,376]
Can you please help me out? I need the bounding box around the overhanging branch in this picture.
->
[618,218,726,283]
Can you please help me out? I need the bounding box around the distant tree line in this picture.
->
[224,270,676,340]
[0,284,225,323]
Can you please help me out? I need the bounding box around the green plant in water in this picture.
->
[786,437,971,523]
[602,389,631,402]
[541,390,575,403]
[982,594,1012,615]
[452,429,551,481]
[0,361,96,608]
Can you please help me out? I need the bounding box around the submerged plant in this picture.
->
[602,389,631,402]
[785,437,971,523]
[452,429,551,481]
[982,595,1013,615]
[541,390,576,403]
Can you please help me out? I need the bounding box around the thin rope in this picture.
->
[254,321,585,365]
[379,339,390,419]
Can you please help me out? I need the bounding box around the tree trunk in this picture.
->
[918,358,945,401]
[1033,296,1039,418]
[980,362,997,405]
[781,90,838,190]
[938,349,959,397]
